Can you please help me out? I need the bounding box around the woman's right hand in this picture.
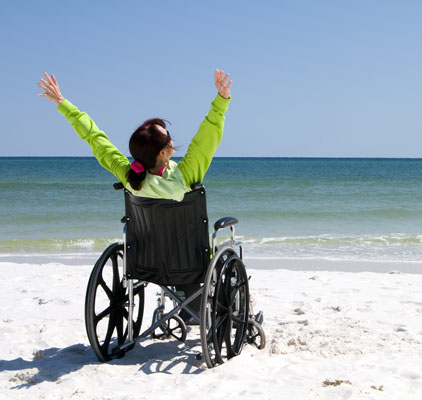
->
[214,69,232,99]
[38,72,64,105]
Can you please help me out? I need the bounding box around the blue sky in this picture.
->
[1,0,422,157]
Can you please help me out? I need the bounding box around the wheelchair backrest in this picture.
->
[124,185,210,285]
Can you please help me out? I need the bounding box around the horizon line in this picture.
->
[2,156,422,160]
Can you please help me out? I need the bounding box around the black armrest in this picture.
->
[214,217,238,231]
[190,183,204,191]
[114,182,124,190]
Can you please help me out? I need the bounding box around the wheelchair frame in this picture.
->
[84,184,265,368]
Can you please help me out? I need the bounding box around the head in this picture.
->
[127,118,175,190]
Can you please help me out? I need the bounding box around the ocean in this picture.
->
[1,157,422,265]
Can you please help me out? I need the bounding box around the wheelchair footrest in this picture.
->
[111,341,135,359]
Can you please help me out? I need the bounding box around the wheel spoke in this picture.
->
[94,305,113,324]
[168,326,182,340]
[249,332,260,342]
[111,254,123,298]
[230,314,247,326]
[224,320,237,359]
[221,275,230,305]
[214,312,229,330]
[212,293,230,363]
[121,308,129,320]
[98,277,116,302]
[216,300,229,314]
[228,279,247,305]
[215,312,229,355]
[101,311,117,352]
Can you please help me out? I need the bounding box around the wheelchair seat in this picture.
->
[84,184,265,368]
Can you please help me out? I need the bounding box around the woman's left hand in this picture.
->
[214,69,232,99]
[38,72,64,105]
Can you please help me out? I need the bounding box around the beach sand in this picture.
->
[1,260,422,399]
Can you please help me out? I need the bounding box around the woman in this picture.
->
[38,70,232,322]
[37,70,232,200]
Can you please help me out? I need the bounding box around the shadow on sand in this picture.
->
[1,336,204,389]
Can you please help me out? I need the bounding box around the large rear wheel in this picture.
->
[85,243,145,362]
[200,247,249,368]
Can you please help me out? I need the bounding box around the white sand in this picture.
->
[1,261,422,399]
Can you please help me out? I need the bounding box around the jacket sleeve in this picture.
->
[178,94,230,187]
[57,100,130,185]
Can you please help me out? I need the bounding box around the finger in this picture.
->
[219,70,224,81]
[222,72,230,84]
[226,80,232,88]
[51,74,58,85]
[44,72,54,86]
[38,83,48,91]
[44,71,52,82]
[37,93,47,97]
[39,78,50,87]
[214,69,219,85]
[40,79,56,94]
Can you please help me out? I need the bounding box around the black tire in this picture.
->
[246,319,266,350]
[200,247,249,368]
[152,315,187,342]
[85,243,145,362]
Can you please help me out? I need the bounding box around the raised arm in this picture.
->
[178,69,232,186]
[37,73,130,185]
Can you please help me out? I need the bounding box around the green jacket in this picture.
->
[57,94,230,201]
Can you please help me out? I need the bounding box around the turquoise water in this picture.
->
[1,157,422,262]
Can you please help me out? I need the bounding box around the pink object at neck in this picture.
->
[156,164,167,176]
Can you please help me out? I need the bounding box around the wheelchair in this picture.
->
[84,183,265,368]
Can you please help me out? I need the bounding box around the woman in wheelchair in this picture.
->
[38,70,265,368]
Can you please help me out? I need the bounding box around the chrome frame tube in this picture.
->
[131,285,202,341]
[212,231,218,256]
[212,225,242,257]
[160,288,166,309]
[128,279,134,342]
[123,225,135,343]
[123,226,127,288]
